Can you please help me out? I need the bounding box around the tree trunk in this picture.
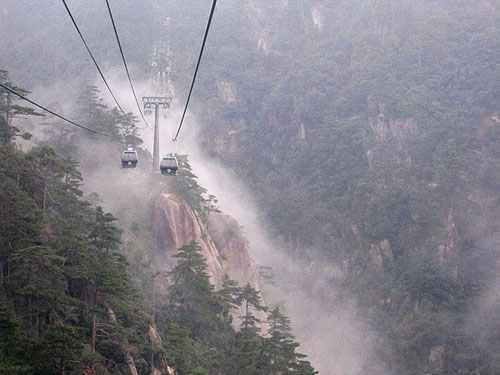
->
[92,285,98,354]
[35,310,39,340]
[7,247,11,277]
[5,92,11,143]
[43,178,48,213]
[0,260,5,303]
[61,353,66,375]
[245,300,249,330]
[28,296,33,334]
[91,313,96,354]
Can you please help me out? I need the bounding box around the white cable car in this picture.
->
[121,149,138,168]
[160,155,178,176]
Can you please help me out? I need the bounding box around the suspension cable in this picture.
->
[0,83,119,139]
[173,0,218,142]
[60,0,146,130]
[105,0,152,130]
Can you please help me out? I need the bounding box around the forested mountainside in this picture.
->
[191,2,500,374]
[2,0,500,373]
[0,76,316,375]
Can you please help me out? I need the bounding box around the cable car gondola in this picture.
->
[121,149,138,168]
[144,102,152,116]
[160,155,178,176]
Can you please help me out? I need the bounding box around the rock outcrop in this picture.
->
[216,80,237,103]
[154,194,266,324]
[311,6,324,30]
[148,325,176,375]
[155,194,224,290]
[208,212,261,290]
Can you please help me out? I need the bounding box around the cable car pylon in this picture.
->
[142,96,171,171]
[144,0,175,174]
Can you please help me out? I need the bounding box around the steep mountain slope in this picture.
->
[189,1,500,373]
[3,0,500,373]
[1,76,318,374]
[154,193,267,325]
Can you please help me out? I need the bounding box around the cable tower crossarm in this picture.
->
[173,0,218,142]
[105,0,152,130]
[0,83,119,139]
[59,0,146,130]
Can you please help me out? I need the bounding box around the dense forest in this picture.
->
[191,1,500,374]
[2,0,500,374]
[0,75,316,374]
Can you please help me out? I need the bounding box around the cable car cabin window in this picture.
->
[161,159,177,169]
[122,152,138,162]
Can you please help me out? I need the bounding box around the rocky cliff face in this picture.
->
[154,194,224,290]
[154,194,266,324]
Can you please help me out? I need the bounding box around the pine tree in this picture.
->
[26,147,68,215]
[232,330,263,375]
[216,274,242,323]
[8,245,68,339]
[0,305,31,374]
[0,77,154,375]
[167,241,220,340]
[76,86,117,139]
[165,241,241,375]
[31,323,83,375]
[203,194,221,229]
[262,307,317,375]
[110,107,142,150]
[238,283,266,333]
[166,156,207,215]
[0,70,41,144]
[89,207,122,254]
[231,284,267,375]
[0,176,41,301]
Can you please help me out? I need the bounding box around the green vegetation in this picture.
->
[1,75,152,374]
[0,76,316,374]
[2,0,500,371]
[157,241,316,375]
[184,1,500,372]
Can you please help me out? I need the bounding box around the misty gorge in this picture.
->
[1,0,500,374]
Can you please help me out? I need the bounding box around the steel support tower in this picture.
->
[142,96,171,171]
[146,0,174,171]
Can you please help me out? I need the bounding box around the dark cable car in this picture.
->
[160,155,178,176]
[144,102,152,116]
[121,149,138,168]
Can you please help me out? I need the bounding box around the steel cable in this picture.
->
[0,83,119,138]
[105,0,152,130]
[60,0,147,130]
[173,0,218,142]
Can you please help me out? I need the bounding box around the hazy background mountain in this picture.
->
[2,0,500,374]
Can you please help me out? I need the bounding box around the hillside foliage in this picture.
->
[185,1,500,373]
[0,77,316,375]
[2,0,500,372]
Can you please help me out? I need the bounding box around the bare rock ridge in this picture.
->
[154,193,266,323]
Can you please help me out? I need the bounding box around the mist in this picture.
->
[161,111,389,375]
[3,0,500,373]
[39,71,387,373]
